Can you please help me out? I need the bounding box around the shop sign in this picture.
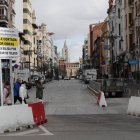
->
[0,27,19,59]
[104,45,108,50]
[3,62,8,68]
[129,59,138,65]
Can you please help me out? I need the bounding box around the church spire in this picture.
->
[64,39,67,48]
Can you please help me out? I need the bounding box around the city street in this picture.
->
[1,80,140,139]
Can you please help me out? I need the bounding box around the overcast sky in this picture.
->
[15,0,108,62]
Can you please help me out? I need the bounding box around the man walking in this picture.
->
[14,78,22,104]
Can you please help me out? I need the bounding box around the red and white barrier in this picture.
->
[28,102,47,126]
[127,97,140,116]
[97,90,101,105]
[97,91,107,108]
[99,91,107,108]
[0,102,47,134]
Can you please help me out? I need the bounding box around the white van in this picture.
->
[14,69,32,89]
[84,69,97,84]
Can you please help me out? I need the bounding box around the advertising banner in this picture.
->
[0,27,19,59]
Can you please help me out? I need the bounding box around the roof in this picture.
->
[41,23,46,26]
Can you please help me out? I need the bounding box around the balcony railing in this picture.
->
[0,0,8,7]
[129,0,134,7]
[12,9,16,15]
[0,15,8,22]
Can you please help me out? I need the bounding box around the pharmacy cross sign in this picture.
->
[0,27,20,59]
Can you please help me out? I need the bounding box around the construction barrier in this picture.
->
[99,91,107,108]
[0,102,47,134]
[127,96,140,116]
[97,90,101,105]
[0,105,34,134]
[28,102,47,126]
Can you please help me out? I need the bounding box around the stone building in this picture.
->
[65,63,80,77]
[62,40,70,63]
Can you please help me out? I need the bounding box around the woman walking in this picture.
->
[19,81,27,104]
[3,82,12,106]
[36,77,45,102]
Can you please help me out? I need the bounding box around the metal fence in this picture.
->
[89,81,101,92]
[89,78,140,91]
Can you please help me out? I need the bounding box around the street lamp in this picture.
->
[101,35,124,78]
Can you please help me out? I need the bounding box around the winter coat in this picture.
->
[19,84,27,101]
[3,87,11,104]
[14,82,21,96]
[36,83,44,99]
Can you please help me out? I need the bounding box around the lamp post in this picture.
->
[101,35,123,78]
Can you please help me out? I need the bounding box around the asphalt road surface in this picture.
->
[1,80,140,140]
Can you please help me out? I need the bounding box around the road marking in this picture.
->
[39,125,54,135]
[1,129,39,136]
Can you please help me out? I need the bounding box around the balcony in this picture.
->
[129,43,135,54]
[0,0,8,7]
[129,20,134,31]
[0,15,8,22]
[33,31,37,35]
[129,0,134,7]
[12,9,16,15]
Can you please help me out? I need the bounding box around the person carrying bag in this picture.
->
[3,82,12,106]
[36,77,45,102]
[19,81,29,104]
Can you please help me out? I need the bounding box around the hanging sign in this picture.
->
[0,27,19,59]
[104,45,108,50]
[101,60,106,65]
[129,59,138,65]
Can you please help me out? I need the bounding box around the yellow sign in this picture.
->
[0,37,18,47]
[39,61,44,64]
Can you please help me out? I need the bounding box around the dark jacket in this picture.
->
[14,82,21,96]
[36,83,44,99]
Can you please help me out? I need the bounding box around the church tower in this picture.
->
[62,40,70,63]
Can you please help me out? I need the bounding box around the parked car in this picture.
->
[30,75,40,86]
[40,75,46,84]
[64,76,70,80]
[79,75,82,80]
[70,76,76,80]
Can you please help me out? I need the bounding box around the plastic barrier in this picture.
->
[99,91,107,108]
[0,105,34,134]
[127,97,140,116]
[97,91,101,105]
[28,102,47,126]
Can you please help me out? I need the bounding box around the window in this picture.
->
[24,30,32,37]
[118,8,120,18]
[23,8,31,16]
[23,19,31,26]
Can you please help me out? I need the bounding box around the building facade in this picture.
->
[65,63,79,77]
[23,0,33,70]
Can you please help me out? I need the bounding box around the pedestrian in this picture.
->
[36,78,45,102]
[3,82,12,106]
[14,78,22,104]
[19,81,27,104]
[57,75,59,81]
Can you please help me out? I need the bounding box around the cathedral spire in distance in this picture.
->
[62,39,70,63]
[64,38,68,48]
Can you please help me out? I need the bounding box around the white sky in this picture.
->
[15,0,108,62]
